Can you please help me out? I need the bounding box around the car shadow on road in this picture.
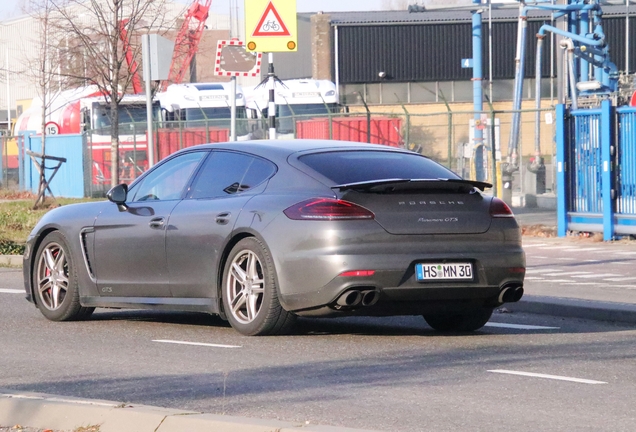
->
[82,308,634,336]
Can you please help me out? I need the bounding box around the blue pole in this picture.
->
[556,104,568,237]
[601,99,614,241]
[472,10,484,181]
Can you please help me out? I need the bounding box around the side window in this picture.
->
[188,151,276,199]
[131,151,206,202]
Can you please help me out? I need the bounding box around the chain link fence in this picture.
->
[2,106,557,200]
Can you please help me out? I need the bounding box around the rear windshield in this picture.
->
[298,150,460,184]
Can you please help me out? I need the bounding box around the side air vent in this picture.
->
[79,228,96,281]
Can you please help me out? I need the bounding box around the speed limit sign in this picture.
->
[44,121,60,135]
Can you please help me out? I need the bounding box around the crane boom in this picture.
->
[162,0,212,91]
[119,19,143,94]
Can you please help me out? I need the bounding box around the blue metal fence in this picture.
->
[22,133,86,198]
[557,101,636,239]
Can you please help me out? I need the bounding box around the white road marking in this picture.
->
[549,279,580,283]
[571,247,603,251]
[611,262,631,265]
[526,268,562,273]
[541,271,591,276]
[571,273,618,279]
[531,256,549,259]
[522,243,548,248]
[0,289,23,294]
[560,282,605,285]
[524,277,545,280]
[536,246,577,250]
[616,251,636,255]
[488,369,607,384]
[556,257,576,261]
[604,277,636,282]
[485,323,559,330]
[153,339,242,349]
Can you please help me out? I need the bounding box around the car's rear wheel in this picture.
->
[33,231,94,321]
[222,237,295,336]
[423,307,493,332]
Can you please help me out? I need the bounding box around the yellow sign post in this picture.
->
[245,0,297,52]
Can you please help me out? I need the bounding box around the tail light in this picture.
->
[489,197,514,218]
[284,198,375,221]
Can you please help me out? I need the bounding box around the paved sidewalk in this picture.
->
[0,389,377,432]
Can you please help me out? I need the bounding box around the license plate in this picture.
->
[416,263,473,281]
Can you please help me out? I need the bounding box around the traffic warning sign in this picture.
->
[245,0,297,52]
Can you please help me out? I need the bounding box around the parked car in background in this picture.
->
[23,140,525,336]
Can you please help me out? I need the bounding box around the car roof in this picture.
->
[190,139,411,161]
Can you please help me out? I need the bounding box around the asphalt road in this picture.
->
[2,261,636,432]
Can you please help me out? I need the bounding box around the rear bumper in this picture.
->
[263,218,525,312]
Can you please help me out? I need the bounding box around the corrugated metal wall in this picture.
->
[336,16,633,84]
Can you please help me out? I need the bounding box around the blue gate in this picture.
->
[557,101,636,240]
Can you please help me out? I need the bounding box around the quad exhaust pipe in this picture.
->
[336,290,363,307]
[498,284,524,304]
[335,289,380,309]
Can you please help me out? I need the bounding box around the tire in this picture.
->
[32,231,94,321]
[423,307,493,333]
[222,237,295,336]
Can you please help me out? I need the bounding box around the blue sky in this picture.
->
[0,1,395,21]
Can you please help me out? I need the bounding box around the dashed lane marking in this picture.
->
[571,274,619,279]
[0,289,23,294]
[522,243,548,248]
[485,323,559,330]
[526,268,562,273]
[488,369,607,384]
[534,246,578,250]
[604,277,636,282]
[153,339,242,348]
[541,271,592,276]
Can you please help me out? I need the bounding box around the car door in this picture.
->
[91,151,207,297]
[167,150,277,299]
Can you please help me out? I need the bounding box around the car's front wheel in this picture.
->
[423,307,493,332]
[222,237,295,336]
[33,231,94,321]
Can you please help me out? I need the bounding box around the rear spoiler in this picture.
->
[332,178,492,192]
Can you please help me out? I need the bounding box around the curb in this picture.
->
[0,255,21,267]
[507,295,636,325]
[0,389,378,432]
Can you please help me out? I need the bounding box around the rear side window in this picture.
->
[188,151,276,199]
[298,150,460,184]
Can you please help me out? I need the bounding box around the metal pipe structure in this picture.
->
[507,4,526,169]
[561,39,579,110]
[472,10,484,181]
[580,10,589,82]
[535,34,545,159]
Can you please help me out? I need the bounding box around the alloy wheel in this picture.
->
[36,242,69,311]
[226,249,265,324]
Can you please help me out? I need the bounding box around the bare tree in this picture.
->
[24,0,72,208]
[49,0,173,187]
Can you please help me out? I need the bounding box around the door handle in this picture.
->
[149,217,165,229]
[216,212,231,225]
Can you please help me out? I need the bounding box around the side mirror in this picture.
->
[107,183,129,211]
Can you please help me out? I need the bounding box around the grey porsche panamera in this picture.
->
[23,140,525,336]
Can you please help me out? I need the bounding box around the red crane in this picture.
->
[161,0,212,91]
[119,19,143,94]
